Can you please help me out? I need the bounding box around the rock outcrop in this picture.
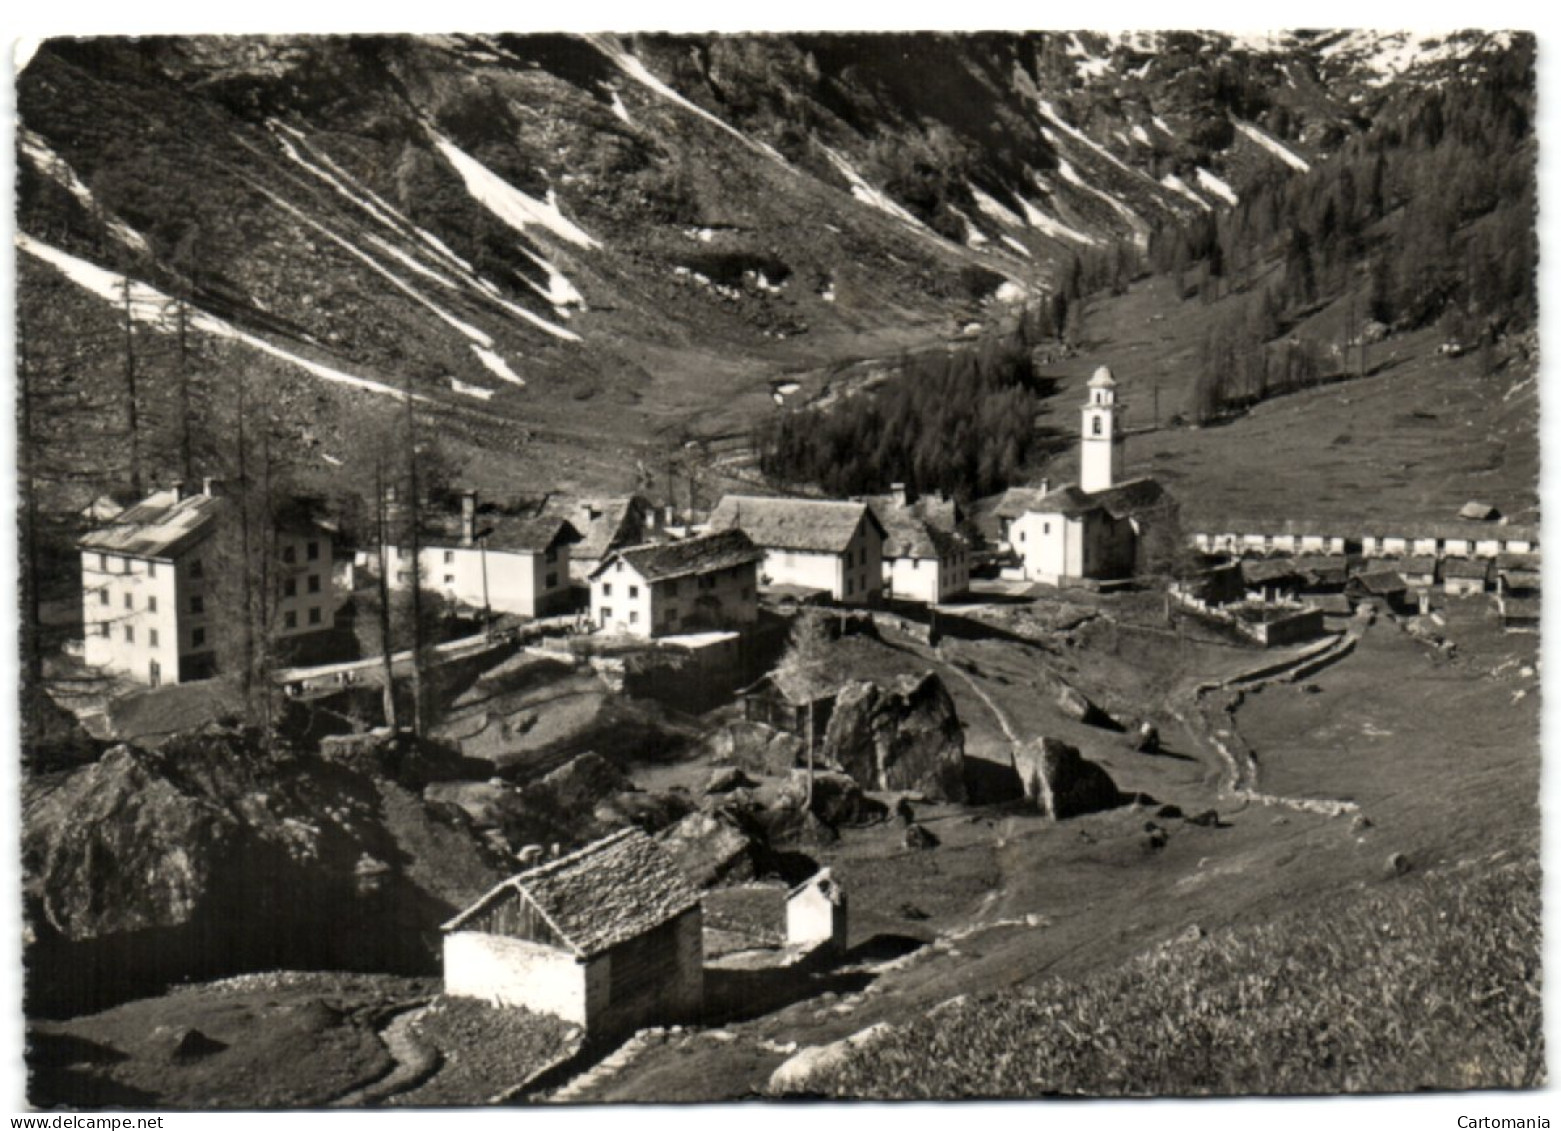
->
[23,729,510,1016]
[1011,737,1123,820]
[820,673,966,802]
[657,810,761,889]
[704,721,803,777]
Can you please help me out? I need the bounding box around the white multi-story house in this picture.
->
[384,490,580,619]
[80,480,340,686]
[705,495,885,605]
[589,529,763,639]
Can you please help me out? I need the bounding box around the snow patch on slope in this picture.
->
[821,145,929,231]
[1195,167,1240,206]
[1057,159,1143,228]
[473,346,526,387]
[1161,174,1213,210]
[1233,119,1310,172]
[999,235,1032,259]
[584,33,789,167]
[429,130,598,250]
[450,376,496,400]
[971,187,1025,229]
[1016,196,1098,246]
[1131,123,1152,146]
[1065,34,1112,79]
[17,234,426,403]
[21,129,150,254]
[609,90,633,125]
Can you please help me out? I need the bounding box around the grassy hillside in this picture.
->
[808,857,1542,1097]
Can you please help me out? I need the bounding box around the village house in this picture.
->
[1191,520,1351,557]
[1496,553,1542,597]
[80,479,340,686]
[859,485,971,604]
[1397,555,1440,592]
[706,495,885,605]
[1001,368,1172,585]
[1442,556,1491,597]
[1240,557,1302,603]
[589,529,763,639]
[557,495,660,584]
[1347,568,1411,613]
[441,828,703,1036]
[385,491,580,620]
[1496,593,1541,633]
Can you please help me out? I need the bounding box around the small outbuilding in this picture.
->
[786,869,848,955]
[442,828,703,1037]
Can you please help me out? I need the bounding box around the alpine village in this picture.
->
[15,30,1541,1108]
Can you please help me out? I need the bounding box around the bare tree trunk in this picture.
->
[120,278,142,497]
[374,456,399,731]
[404,386,426,737]
[18,321,42,686]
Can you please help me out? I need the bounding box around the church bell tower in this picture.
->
[1080,365,1123,494]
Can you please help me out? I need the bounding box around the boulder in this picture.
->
[779,770,884,827]
[1054,682,1119,729]
[658,810,760,889]
[21,686,103,771]
[1185,809,1221,828]
[820,674,966,802]
[1011,738,1123,820]
[593,790,695,835]
[537,752,632,813]
[705,721,803,777]
[1133,722,1161,754]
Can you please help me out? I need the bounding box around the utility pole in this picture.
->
[373,455,399,731]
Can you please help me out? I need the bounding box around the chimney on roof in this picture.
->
[890,482,908,508]
[171,478,188,500]
[202,477,222,497]
[461,489,479,546]
[1039,478,1050,496]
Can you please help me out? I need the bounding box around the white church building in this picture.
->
[998,367,1171,585]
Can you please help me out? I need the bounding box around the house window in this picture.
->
[615,561,624,572]
[308,574,321,594]
[283,544,296,564]
[97,553,107,572]
[698,575,716,591]
[190,559,204,580]
[285,610,297,629]
[546,573,558,588]
[121,557,131,574]
[846,578,854,596]
[444,550,455,564]
[99,622,110,638]
[629,585,640,599]
[284,579,297,598]
[100,589,109,606]
[603,583,612,597]
[601,606,613,621]
[913,560,920,570]
[191,595,204,615]
[125,625,134,643]
[149,629,159,647]
[629,610,639,625]
[307,541,320,561]
[1019,531,1026,542]
[124,593,133,610]
[545,548,558,564]
[1043,522,1051,535]
[193,627,206,648]
[308,607,322,625]
[444,574,455,587]
[148,562,156,578]
[149,660,160,688]
[148,596,158,613]
[1092,415,1103,436]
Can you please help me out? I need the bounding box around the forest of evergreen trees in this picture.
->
[754,315,1062,502]
[1151,42,1537,422]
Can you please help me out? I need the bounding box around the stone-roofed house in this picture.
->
[1240,557,1301,602]
[1497,553,1542,597]
[707,495,885,605]
[1442,555,1491,597]
[441,827,703,1035]
[556,495,658,583]
[589,529,763,638]
[860,485,971,604]
[385,490,581,619]
[80,479,340,686]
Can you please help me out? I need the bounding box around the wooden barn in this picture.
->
[738,668,837,752]
[441,828,703,1036]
